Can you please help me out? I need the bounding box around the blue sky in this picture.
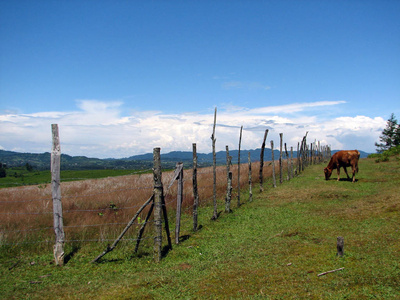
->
[1,1,399,158]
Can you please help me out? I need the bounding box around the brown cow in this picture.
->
[324,150,360,182]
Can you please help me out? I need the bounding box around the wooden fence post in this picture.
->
[297,142,300,175]
[271,140,277,188]
[259,129,269,192]
[51,124,65,266]
[337,236,344,257]
[192,143,199,231]
[211,107,218,220]
[237,126,243,207]
[290,146,294,179]
[279,133,283,184]
[225,146,232,213]
[285,143,290,181]
[175,162,183,244]
[248,152,253,202]
[153,147,163,262]
[226,172,233,213]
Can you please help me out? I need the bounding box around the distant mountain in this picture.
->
[0,148,372,171]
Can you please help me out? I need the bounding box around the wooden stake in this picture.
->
[153,148,163,262]
[248,152,252,202]
[237,125,243,207]
[192,143,199,232]
[337,236,344,257]
[211,107,218,220]
[225,146,232,213]
[271,140,277,188]
[51,124,65,266]
[175,163,183,244]
[259,129,269,192]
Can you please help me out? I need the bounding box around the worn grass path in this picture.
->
[1,157,399,299]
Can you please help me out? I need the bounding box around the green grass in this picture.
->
[0,168,151,188]
[1,156,399,299]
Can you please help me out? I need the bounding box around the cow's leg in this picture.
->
[343,167,350,180]
[337,167,340,181]
[351,166,356,183]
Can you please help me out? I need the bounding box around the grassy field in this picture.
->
[1,155,399,299]
[0,168,153,188]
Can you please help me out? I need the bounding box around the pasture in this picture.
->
[0,155,399,299]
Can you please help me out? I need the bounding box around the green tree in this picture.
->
[0,162,6,178]
[375,113,400,153]
[25,162,34,172]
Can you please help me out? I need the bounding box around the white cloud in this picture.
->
[0,100,386,158]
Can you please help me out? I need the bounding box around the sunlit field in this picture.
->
[0,159,281,250]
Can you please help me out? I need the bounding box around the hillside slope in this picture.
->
[0,148,371,170]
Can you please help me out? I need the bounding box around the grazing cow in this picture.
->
[324,150,360,183]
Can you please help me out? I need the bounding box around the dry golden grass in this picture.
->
[0,159,292,247]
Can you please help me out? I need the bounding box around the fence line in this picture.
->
[0,121,330,265]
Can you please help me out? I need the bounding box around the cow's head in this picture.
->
[324,167,332,180]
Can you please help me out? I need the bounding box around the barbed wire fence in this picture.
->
[0,115,331,265]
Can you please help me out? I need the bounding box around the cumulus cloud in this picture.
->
[0,100,385,158]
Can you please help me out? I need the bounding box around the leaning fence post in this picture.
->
[192,143,199,231]
[51,124,65,266]
[153,147,163,262]
[271,140,277,188]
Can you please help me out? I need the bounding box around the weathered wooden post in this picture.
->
[297,142,301,175]
[237,125,243,207]
[225,146,232,213]
[51,124,65,266]
[290,146,294,179]
[310,143,314,165]
[285,143,290,181]
[279,133,283,184]
[175,162,183,244]
[337,236,344,257]
[259,129,269,192]
[248,152,253,202]
[271,140,277,188]
[211,107,218,220]
[153,147,163,262]
[192,143,199,231]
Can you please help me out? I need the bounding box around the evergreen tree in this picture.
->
[375,113,400,153]
[0,163,6,178]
